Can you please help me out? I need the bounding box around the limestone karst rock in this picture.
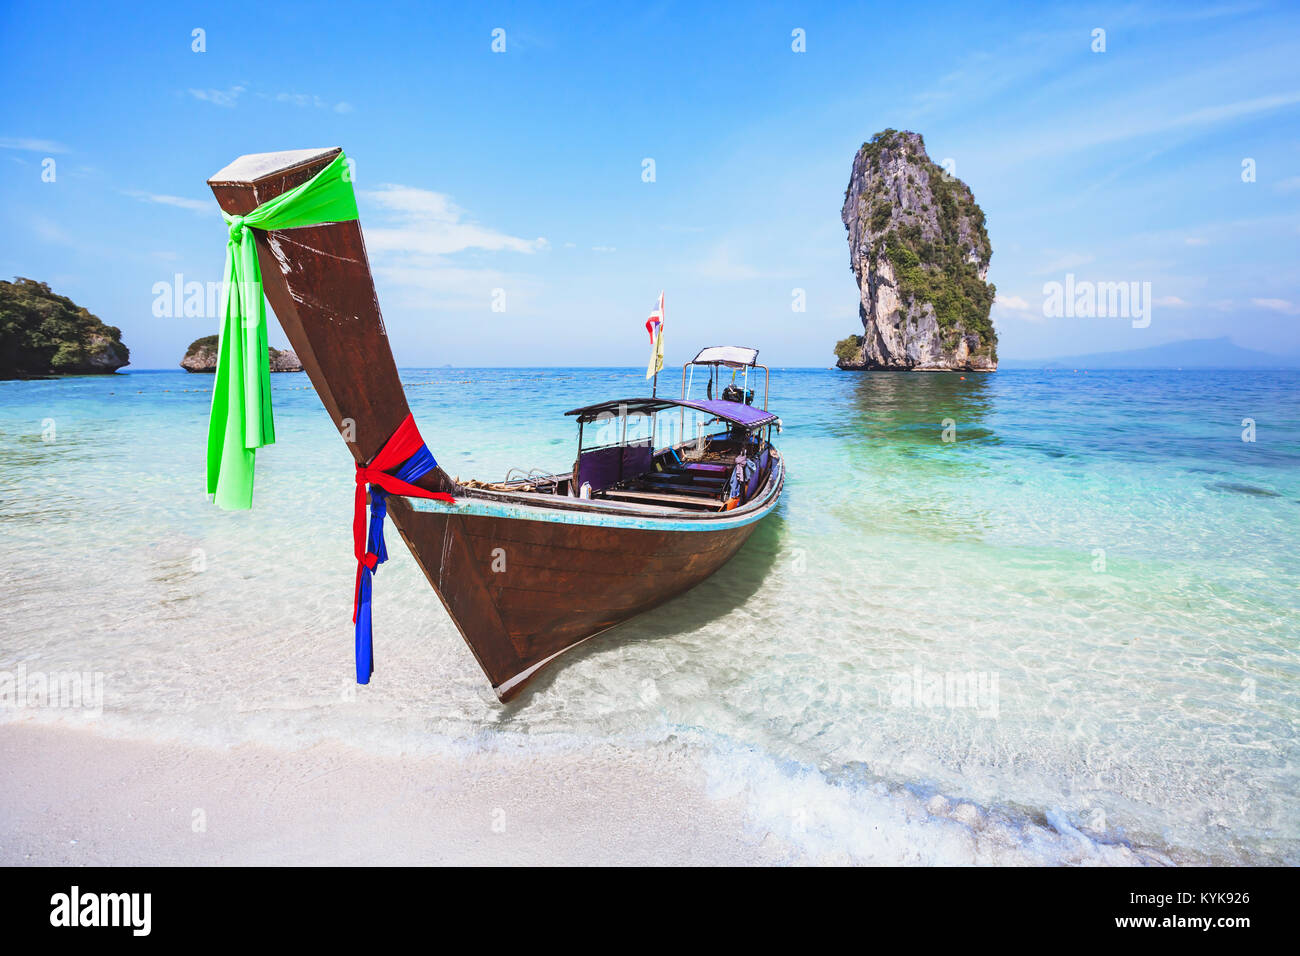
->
[836,130,996,371]
[181,334,302,372]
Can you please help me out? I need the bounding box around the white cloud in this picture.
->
[1275,176,1300,193]
[188,85,351,111]
[271,92,325,108]
[357,185,546,312]
[592,246,616,253]
[0,137,69,153]
[995,294,1032,311]
[1154,295,1188,306]
[361,185,547,257]
[255,91,354,113]
[1166,90,1300,131]
[372,261,514,305]
[188,85,245,107]
[1251,297,1300,315]
[125,190,209,213]
[993,293,1044,322]
[1185,237,1209,246]
[1005,89,1300,161]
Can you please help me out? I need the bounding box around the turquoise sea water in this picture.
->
[1,367,1297,864]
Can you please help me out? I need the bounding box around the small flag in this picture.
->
[646,291,664,380]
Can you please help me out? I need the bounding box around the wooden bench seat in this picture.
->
[633,479,721,498]
[641,472,726,489]
[602,489,721,509]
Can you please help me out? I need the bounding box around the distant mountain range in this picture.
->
[1001,337,1300,370]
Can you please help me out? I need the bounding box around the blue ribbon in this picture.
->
[355,558,376,682]
[395,445,437,484]
[367,487,390,565]
[354,443,438,684]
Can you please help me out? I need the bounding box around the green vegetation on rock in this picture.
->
[869,201,893,235]
[185,334,218,357]
[0,278,129,378]
[834,335,863,363]
[884,219,996,350]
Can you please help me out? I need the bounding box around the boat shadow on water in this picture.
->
[496,508,789,708]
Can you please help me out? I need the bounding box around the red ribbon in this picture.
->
[352,414,455,621]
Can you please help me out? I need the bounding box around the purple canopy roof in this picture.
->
[565,397,779,429]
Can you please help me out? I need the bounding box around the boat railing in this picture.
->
[501,467,561,494]
[680,362,769,410]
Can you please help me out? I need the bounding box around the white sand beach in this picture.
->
[0,722,793,866]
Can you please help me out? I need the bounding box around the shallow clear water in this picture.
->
[1,367,1297,863]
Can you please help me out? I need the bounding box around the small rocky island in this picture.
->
[0,278,130,378]
[181,335,303,373]
[836,130,997,371]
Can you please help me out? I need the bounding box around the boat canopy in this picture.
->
[566,396,779,429]
[691,346,759,368]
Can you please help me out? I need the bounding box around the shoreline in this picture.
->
[2,720,1221,867]
[0,722,794,866]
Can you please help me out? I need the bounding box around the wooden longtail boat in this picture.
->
[207,147,786,700]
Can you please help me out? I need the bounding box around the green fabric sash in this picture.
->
[207,150,357,509]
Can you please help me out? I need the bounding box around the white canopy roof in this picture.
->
[691,346,759,368]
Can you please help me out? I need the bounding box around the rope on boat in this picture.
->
[352,414,455,684]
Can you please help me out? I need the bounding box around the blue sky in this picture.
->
[1,0,1298,368]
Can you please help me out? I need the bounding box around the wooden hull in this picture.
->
[388,457,782,700]
[408,511,754,672]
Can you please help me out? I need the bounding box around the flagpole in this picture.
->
[647,290,664,397]
[653,291,662,396]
